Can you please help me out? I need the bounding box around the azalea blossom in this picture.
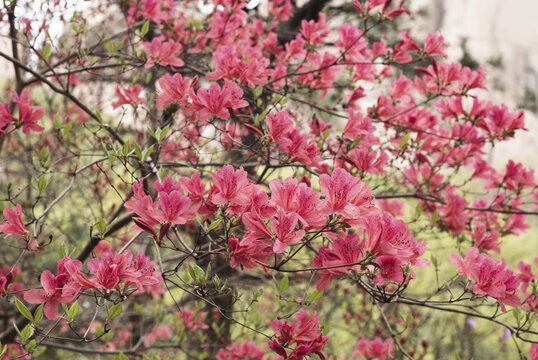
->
[450,247,521,311]
[24,270,71,319]
[111,84,146,109]
[0,204,27,239]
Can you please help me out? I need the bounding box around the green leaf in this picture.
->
[68,301,79,321]
[253,86,263,98]
[13,321,21,337]
[63,121,73,136]
[206,219,222,233]
[146,126,156,139]
[454,353,461,360]
[159,125,170,141]
[0,344,7,357]
[31,176,39,191]
[141,144,154,161]
[43,43,51,58]
[38,176,48,193]
[430,255,438,268]
[58,243,68,258]
[115,352,129,360]
[140,20,150,37]
[15,297,33,322]
[188,264,206,285]
[25,339,36,352]
[53,114,62,128]
[106,41,115,54]
[512,307,522,322]
[310,290,323,301]
[95,110,103,124]
[20,325,34,341]
[34,304,44,325]
[96,217,107,236]
[134,143,142,160]
[400,133,410,148]
[432,210,439,224]
[108,302,123,320]
[278,276,289,293]
[122,142,130,156]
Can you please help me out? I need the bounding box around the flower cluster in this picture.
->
[216,341,265,360]
[0,90,45,134]
[517,258,538,313]
[125,175,201,240]
[269,309,328,359]
[313,211,428,290]
[450,247,520,311]
[0,265,23,297]
[352,337,394,360]
[24,251,161,319]
[0,204,36,249]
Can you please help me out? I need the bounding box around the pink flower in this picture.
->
[365,212,427,266]
[126,251,162,291]
[242,211,274,245]
[228,234,272,270]
[143,325,171,347]
[477,104,526,138]
[267,0,293,21]
[111,84,146,109]
[353,337,394,360]
[157,190,193,225]
[313,235,364,291]
[13,90,45,134]
[211,165,251,207]
[216,340,265,360]
[377,199,404,217]
[344,147,388,175]
[24,270,71,319]
[156,73,196,109]
[87,252,135,290]
[335,24,367,61]
[62,257,96,299]
[179,172,206,212]
[450,247,521,312]
[423,33,447,58]
[0,204,27,239]
[0,265,23,297]
[207,44,270,87]
[144,37,184,68]
[270,210,305,253]
[177,309,208,331]
[342,109,380,146]
[269,309,328,359]
[439,189,469,234]
[187,81,248,122]
[125,179,161,236]
[269,178,325,228]
[373,256,404,286]
[319,168,377,226]
[0,101,15,132]
[518,261,534,293]
[393,31,420,63]
[500,160,535,191]
[155,176,183,194]
[267,111,294,147]
[471,224,500,254]
[530,343,538,360]
[300,12,329,44]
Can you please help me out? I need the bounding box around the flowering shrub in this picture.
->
[0,0,536,359]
